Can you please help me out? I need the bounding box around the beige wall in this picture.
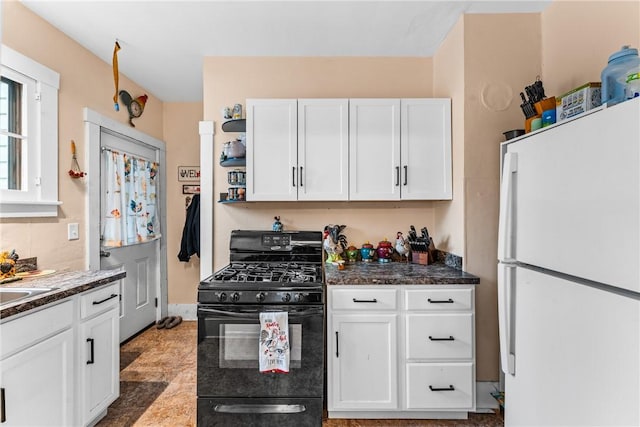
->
[163,102,203,304]
[542,0,640,97]
[0,1,165,271]
[463,13,542,382]
[203,57,440,271]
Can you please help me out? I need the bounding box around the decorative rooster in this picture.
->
[395,231,411,263]
[323,224,347,263]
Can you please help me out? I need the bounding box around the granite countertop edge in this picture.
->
[324,262,480,286]
[1,270,126,320]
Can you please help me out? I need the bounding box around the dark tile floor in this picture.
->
[97,321,503,426]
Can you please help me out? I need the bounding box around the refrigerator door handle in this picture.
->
[498,152,518,261]
[498,263,516,375]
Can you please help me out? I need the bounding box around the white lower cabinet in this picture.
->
[0,301,75,426]
[328,285,475,419]
[331,314,398,410]
[0,282,120,427]
[79,283,120,426]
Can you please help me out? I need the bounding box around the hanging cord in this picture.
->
[112,41,121,111]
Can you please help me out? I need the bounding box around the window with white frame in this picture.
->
[0,45,60,217]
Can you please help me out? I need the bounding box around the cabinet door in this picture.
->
[0,328,74,426]
[400,99,452,200]
[329,314,398,410]
[297,99,349,201]
[349,99,401,200]
[246,99,298,201]
[80,308,119,425]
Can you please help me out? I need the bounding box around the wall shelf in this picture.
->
[221,119,246,133]
[220,157,246,167]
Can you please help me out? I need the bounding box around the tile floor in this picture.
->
[97,321,503,427]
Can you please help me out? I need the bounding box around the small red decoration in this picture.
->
[69,140,85,179]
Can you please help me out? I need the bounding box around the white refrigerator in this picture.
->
[497,97,640,426]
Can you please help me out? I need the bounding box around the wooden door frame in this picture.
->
[83,108,168,320]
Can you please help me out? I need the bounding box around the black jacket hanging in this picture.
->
[178,194,200,262]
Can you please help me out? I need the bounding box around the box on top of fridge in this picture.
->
[556,82,602,122]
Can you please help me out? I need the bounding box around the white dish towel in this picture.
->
[259,311,290,373]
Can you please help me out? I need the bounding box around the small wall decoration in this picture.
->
[119,90,148,127]
[178,166,200,182]
[68,140,85,179]
[182,185,200,195]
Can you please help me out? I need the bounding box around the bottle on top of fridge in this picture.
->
[601,45,640,106]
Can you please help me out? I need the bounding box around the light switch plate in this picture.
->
[68,223,79,240]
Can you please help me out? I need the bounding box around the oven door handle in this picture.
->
[198,307,323,319]
[214,404,306,414]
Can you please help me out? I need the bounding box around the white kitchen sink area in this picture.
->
[0,287,56,306]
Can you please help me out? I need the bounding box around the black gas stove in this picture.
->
[198,230,324,305]
[197,230,324,426]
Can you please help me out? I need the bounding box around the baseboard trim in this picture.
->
[168,303,197,320]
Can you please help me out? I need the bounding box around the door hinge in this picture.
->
[35,92,41,101]
[155,297,158,308]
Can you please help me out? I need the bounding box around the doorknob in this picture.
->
[100,250,111,258]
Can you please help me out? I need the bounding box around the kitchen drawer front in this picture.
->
[1,299,73,359]
[330,288,397,311]
[405,288,473,311]
[405,363,474,409]
[406,313,473,360]
[80,282,119,320]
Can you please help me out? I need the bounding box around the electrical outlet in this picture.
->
[68,223,79,240]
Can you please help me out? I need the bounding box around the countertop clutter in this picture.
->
[324,261,479,285]
[0,269,126,319]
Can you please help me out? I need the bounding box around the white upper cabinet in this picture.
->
[246,99,298,201]
[401,99,452,200]
[349,98,452,201]
[349,99,401,201]
[298,99,349,201]
[247,98,452,202]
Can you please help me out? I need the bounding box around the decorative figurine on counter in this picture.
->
[360,241,375,262]
[345,245,359,263]
[323,224,347,263]
[272,216,283,232]
[0,249,19,280]
[395,231,411,263]
[376,238,394,263]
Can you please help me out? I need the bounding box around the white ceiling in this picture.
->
[21,0,552,102]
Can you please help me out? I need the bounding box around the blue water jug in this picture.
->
[601,45,640,106]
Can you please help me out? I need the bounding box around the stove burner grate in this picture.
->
[210,262,321,284]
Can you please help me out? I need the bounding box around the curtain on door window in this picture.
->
[102,149,159,247]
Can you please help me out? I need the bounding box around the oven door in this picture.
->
[197,304,324,398]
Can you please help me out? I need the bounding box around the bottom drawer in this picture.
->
[405,363,473,409]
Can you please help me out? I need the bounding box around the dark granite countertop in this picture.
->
[324,262,479,285]
[0,270,126,320]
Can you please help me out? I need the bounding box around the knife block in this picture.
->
[411,252,429,265]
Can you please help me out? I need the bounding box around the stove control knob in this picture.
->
[282,293,291,303]
[294,293,303,303]
[256,292,266,302]
[218,292,227,302]
[230,292,240,303]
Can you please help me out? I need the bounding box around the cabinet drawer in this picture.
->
[80,283,119,320]
[330,288,397,310]
[405,288,473,311]
[406,313,473,360]
[1,299,73,359]
[405,363,474,409]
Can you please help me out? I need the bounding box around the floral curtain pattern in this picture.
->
[102,149,159,248]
